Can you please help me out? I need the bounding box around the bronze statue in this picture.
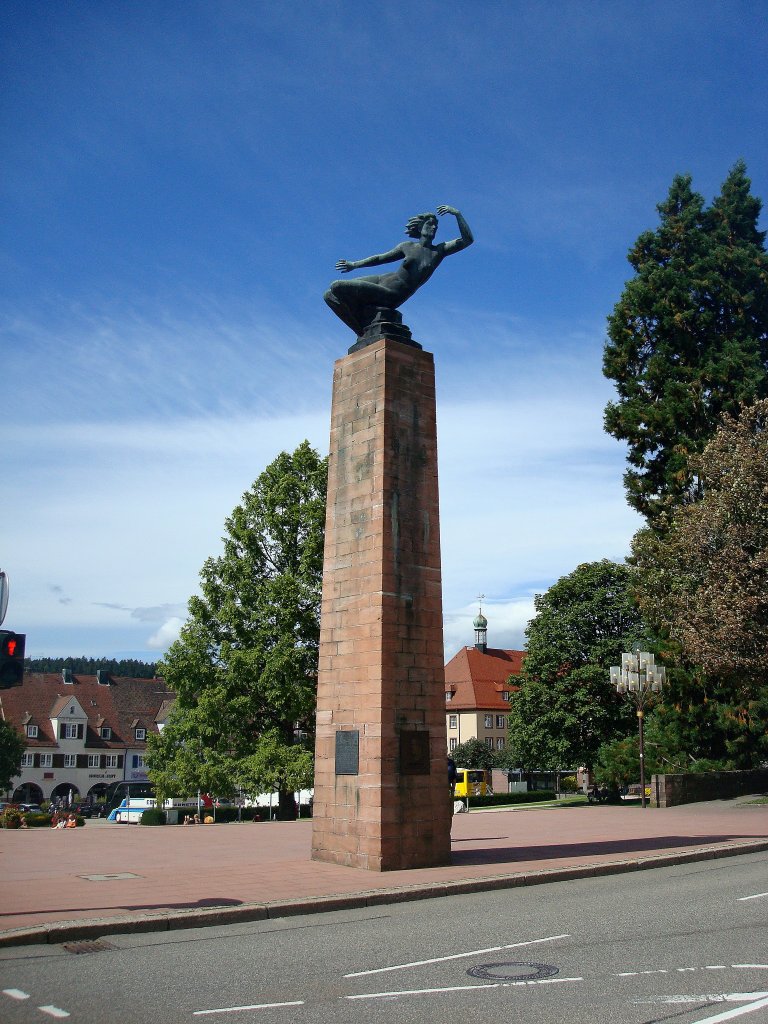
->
[324,205,473,339]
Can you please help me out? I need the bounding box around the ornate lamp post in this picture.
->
[610,650,665,808]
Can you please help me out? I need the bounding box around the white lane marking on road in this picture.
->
[344,933,570,977]
[634,994,768,1006]
[618,965,768,977]
[737,892,768,902]
[3,989,30,1000]
[193,1001,304,1015]
[345,977,583,1000]
[688,993,768,1023]
[38,1007,70,1019]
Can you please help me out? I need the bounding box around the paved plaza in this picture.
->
[1,798,766,947]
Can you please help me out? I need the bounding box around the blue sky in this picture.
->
[2,1,766,662]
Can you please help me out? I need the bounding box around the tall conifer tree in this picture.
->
[603,162,768,526]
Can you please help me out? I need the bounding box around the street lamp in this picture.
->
[609,650,665,808]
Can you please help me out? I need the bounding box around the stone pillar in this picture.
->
[311,335,451,870]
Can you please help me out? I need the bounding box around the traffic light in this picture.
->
[0,630,25,687]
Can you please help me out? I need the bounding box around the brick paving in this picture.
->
[1,798,766,946]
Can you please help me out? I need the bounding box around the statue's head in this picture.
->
[405,213,438,239]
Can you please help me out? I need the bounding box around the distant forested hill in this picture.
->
[24,656,159,678]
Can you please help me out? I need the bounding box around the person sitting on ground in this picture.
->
[65,813,77,828]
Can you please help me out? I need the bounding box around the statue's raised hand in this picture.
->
[436,205,458,217]
[336,259,354,273]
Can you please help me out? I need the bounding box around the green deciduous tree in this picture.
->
[632,400,768,768]
[604,162,768,526]
[0,719,25,793]
[508,560,647,772]
[145,441,327,819]
[450,738,496,771]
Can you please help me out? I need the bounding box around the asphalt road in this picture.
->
[1,849,767,1024]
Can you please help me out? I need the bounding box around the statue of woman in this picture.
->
[324,205,474,336]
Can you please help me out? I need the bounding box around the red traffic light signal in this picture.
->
[0,630,25,687]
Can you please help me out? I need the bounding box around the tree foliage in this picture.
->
[508,560,647,771]
[603,162,768,526]
[632,401,768,768]
[450,738,496,772]
[145,441,327,819]
[0,719,26,792]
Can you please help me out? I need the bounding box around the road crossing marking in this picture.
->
[345,933,570,977]
[737,892,768,902]
[2,989,30,1000]
[688,992,768,1023]
[38,1007,70,1019]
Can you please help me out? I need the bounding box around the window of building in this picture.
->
[60,723,83,739]
[449,738,457,751]
[445,692,452,702]
[21,753,34,768]
[64,753,77,768]
[496,737,505,750]
[105,754,119,768]
[484,714,493,729]
[502,691,510,701]
[132,755,146,770]
[135,728,146,741]
[485,736,494,748]
[40,753,53,768]
[88,754,100,768]
[26,724,38,738]
[496,715,506,729]
[448,715,457,729]
[100,726,112,740]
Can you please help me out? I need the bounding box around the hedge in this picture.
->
[140,808,167,826]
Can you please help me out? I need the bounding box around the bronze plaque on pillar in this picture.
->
[335,730,359,775]
[399,730,430,775]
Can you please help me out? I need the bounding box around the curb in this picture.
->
[2,839,767,949]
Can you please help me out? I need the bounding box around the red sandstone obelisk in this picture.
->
[311,331,451,871]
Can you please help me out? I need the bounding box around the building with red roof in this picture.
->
[444,607,524,754]
[0,670,174,805]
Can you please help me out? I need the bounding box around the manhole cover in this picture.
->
[63,940,118,955]
[467,962,560,982]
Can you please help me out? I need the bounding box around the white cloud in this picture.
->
[147,617,184,651]
[3,303,640,660]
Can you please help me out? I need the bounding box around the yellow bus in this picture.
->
[454,768,491,798]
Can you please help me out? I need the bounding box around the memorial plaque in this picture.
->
[399,730,430,775]
[335,729,359,775]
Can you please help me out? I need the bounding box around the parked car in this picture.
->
[71,802,107,818]
[19,803,42,814]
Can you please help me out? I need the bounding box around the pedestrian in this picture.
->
[447,756,457,798]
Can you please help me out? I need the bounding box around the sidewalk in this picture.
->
[1,797,766,947]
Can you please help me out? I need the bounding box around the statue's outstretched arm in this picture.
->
[336,244,406,274]
[436,206,474,255]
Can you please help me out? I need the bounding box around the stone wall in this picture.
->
[651,769,768,807]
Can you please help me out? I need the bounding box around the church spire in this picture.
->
[473,593,488,652]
